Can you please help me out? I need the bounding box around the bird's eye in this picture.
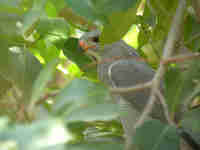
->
[91,36,99,43]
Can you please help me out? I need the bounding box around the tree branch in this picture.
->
[134,0,187,129]
[161,52,200,64]
[110,81,152,94]
[155,90,175,126]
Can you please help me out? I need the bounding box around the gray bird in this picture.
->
[79,30,166,149]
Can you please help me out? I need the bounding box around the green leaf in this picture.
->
[45,1,58,17]
[63,37,92,68]
[53,78,113,115]
[100,4,139,44]
[66,141,123,150]
[31,39,61,63]
[181,108,200,133]
[88,0,138,14]
[62,37,97,79]
[65,103,120,122]
[164,67,183,115]
[22,0,48,36]
[180,108,200,145]
[138,0,178,55]
[35,17,70,38]
[65,0,138,22]
[133,120,180,150]
[22,9,44,37]
[30,59,59,107]
[165,59,200,119]
[0,47,42,99]
[65,0,100,22]
[184,14,200,51]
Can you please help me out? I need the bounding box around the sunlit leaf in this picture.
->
[100,5,139,44]
[0,118,71,150]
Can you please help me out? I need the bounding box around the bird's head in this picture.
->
[79,30,102,62]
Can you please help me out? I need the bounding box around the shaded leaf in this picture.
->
[30,59,59,107]
[164,67,182,115]
[181,108,200,133]
[53,78,112,115]
[36,17,70,38]
[165,59,200,119]
[184,14,200,51]
[63,37,93,68]
[133,120,179,150]
[180,108,200,145]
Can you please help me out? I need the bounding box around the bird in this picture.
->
[79,30,166,149]
[78,30,199,150]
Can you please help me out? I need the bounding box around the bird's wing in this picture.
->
[109,59,165,122]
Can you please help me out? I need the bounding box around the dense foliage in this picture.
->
[0,0,200,150]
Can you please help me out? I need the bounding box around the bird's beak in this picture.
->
[78,40,96,52]
[78,40,98,62]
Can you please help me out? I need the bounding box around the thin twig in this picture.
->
[155,90,175,126]
[133,0,186,129]
[161,52,200,64]
[110,81,152,94]
[83,52,200,71]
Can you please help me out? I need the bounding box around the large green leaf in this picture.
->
[180,108,200,145]
[65,103,120,122]
[65,0,138,21]
[65,0,139,43]
[133,120,179,150]
[65,0,100,22]
[53,79,114,116]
